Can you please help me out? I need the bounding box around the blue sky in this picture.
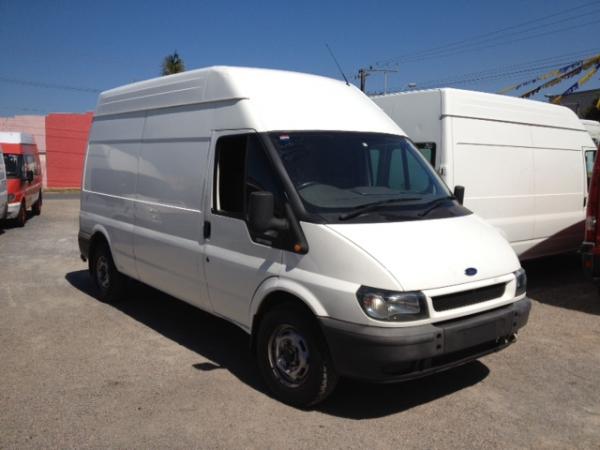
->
[1,0,599,116]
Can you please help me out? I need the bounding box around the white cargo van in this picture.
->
[0,146,7,221]
[582,119,600,147]
[373,89,597,260]
[79,67,530,406]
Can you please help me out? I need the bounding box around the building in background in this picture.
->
[45,113,93,189]
[547,88,600,118]
[0,112,92,189]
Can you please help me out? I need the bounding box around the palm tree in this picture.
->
[161,51,185,76]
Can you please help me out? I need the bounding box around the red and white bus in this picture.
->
[0,132,43,227]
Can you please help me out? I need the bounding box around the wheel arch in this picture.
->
[249,278,329,353]
[88,226,112,260]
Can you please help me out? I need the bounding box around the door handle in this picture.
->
[203,221,211,239]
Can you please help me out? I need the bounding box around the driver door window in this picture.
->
[213,133,285,241]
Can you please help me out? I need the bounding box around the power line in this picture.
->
[377,16,600,67]
[0,76,101,93]
[407,49,600,89]
[397,12,600,64]
[374,1,600,66]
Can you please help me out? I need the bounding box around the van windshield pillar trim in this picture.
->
[258,132,325,224]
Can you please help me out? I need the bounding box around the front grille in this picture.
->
[432,283,506,312]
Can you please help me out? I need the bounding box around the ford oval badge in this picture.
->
[465,267,477,276]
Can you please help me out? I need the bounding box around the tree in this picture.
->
[583,97,600,121]
[161,51,185,76]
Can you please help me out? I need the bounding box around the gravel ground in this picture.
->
[1,194,599,449]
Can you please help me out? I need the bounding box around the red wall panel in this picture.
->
[45,112,93,188]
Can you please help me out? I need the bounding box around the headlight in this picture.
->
[8,194,15,202]
[514,268,527,296]
[356,286,428,321]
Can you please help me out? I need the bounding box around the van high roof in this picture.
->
[373,88,585,131]
[0,132,35,145]
[95,66,402,135]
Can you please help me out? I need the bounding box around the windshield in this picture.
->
[3,154,22,178]
[270,132,464,222]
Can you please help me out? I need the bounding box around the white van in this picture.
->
[582,119,600,147]
[0,146,7,221]
[373,89,597,260]
[79,67,530,406]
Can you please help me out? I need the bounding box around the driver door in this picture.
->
[203,130,285,329]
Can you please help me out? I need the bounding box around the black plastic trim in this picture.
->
[319,297,532,382]
[78,231,90,261]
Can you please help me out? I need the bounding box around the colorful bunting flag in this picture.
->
[552,63,600,104]
[520,54,600,99]
[498,60,583,94]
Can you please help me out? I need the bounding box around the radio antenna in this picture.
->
[325,43,350,86]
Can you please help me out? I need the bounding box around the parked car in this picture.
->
[79,67,531,407]
[0,146,7,222]
[0,132,43,227]
[372,89,597,260]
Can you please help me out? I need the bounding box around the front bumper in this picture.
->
[319,296,531,382]
[6,202,21,219]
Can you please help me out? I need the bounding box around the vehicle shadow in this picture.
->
[522,253,600,315]
[1,211,36,230]
[66,269,490,418]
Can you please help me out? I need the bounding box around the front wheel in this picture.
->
[32,192,42,216]
[15,201,26,227]
[256,304,338,407]
[90,242,126,303]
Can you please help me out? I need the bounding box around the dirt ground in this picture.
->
[1,194,599,449]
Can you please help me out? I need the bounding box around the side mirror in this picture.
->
[453,185,465,205]
[249,191,288,233]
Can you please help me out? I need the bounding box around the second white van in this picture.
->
[79,67,530,406]
[582,119,600,147]
[373,89,597,260]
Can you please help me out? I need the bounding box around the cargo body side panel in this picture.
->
[81,114,145,277]
[133,106,213,311]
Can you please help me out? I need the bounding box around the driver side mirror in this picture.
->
[453,185,465,205]
[249,191,289,233]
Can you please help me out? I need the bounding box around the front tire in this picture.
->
[90,242,126,303]
[32,192,42,216]
[256,304,338,407]
[15,201,26,227]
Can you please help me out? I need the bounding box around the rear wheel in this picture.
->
[90,241,126,303]
[15,201,26,227]
[256,304,338,407]
[32,192,42,216]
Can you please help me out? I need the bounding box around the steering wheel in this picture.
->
[296,181,319,190]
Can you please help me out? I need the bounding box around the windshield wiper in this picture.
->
[339,197,422,221]
[417,196,456,217]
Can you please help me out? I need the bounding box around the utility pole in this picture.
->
[357,67,398,93]
[358,68,368,92]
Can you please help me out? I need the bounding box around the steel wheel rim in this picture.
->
[96,255,110,290]
[267,324,310,388]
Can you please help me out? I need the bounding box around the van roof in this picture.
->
[0,132,35,145]
[95,66,403,134]
[373,88,585,131]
